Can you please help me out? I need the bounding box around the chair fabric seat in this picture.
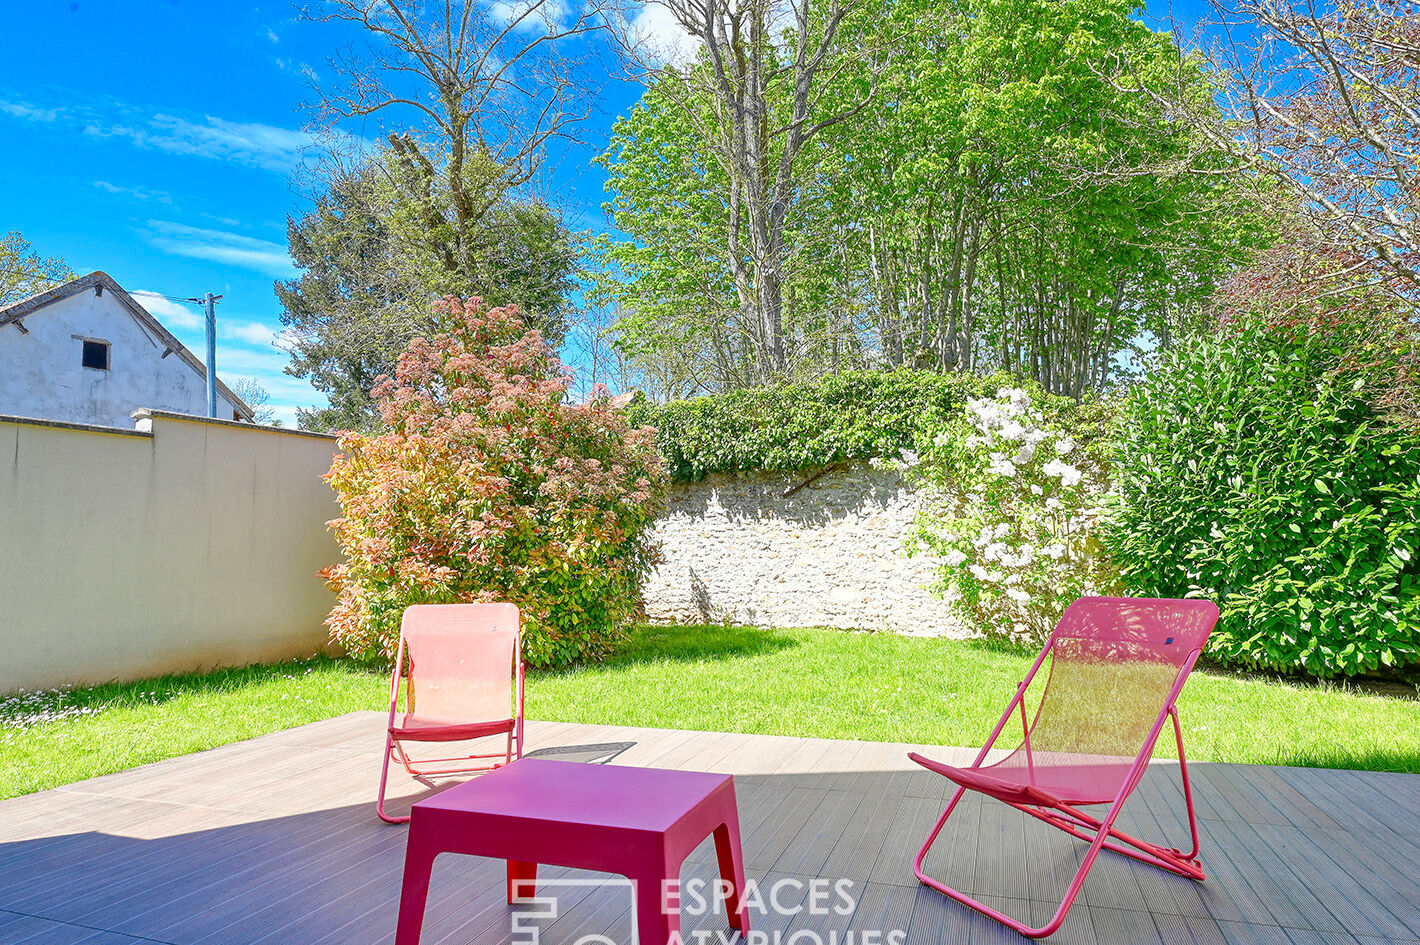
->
[391,717,516,743]
[908,751,1134,807]
[377,602,525,824]
[908,597,1220,938]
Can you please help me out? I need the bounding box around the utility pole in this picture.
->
[203,293,218,418]
[198,293,222,418]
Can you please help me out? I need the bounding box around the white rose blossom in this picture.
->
[1042,459,1083,487]
[987,456,1018,477]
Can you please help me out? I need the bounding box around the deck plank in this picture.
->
[0,712,1416,945]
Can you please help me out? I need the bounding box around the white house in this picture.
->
[0,271,253,428]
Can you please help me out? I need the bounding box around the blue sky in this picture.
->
[0,1,643,425]
[1,1,1204,425]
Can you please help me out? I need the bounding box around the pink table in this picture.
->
[393,758,750,945]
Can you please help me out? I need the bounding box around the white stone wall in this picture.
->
[643,461,965,636]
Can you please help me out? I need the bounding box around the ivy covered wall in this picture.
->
[624,370,1007,482]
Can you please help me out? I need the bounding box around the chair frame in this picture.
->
[377,606,526,825]
[912,599,1212,939]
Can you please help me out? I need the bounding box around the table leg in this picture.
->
[632,853,681,945]
[508,860,538,903]
[713,819,749,934]
[394,838,441,945]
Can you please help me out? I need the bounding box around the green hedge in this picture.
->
[624,370,1009,481]
[1104,328,1420,678]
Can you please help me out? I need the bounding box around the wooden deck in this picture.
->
[1,713,1417,945]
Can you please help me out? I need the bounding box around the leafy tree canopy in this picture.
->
[596,0,1260,397]
[277,151,578,432]
[0,231,71,308]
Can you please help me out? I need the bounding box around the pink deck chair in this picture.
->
[910,596,1219,938]
[377,603,525,824]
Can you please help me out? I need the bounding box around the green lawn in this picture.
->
[3,624,1418,801]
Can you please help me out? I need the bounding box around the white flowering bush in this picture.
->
[909,388,1116,643]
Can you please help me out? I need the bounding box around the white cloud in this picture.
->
[488,0,571,33]
[624,3,699,64]
[141,220,297,278]
[137,310,280,351]
[267,27,280,43]
[210,346,289,374]
[222,320,278,345]
[90,114,318,173]
[1,92,352,175]
[0,99,61,121]
[130,290,203,330]
[93,180,173,204]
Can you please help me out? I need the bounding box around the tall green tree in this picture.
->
[598,0,1256,396]
[287,0,597,431]
[307,0,604,295]
[604,0,882,386]
[277,156,577,432]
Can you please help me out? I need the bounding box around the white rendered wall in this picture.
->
[0,412,339,693]
[0,289,239,428]
[643,462,965,636]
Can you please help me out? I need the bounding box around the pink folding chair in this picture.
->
[377,603,525,824]
[910,596,1219,938]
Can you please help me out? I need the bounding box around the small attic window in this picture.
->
[81,339,111,370]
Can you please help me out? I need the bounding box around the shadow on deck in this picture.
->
[0,714,1417,945]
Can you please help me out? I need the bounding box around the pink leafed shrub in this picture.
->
[322,297,667,667]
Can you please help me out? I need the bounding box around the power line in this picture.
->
[130,290,200,306]
[129,289,223,419]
